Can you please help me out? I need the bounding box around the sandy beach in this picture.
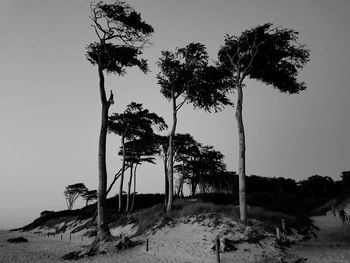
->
[3,214,350,263]
[287,215,350,263]
[0,217,282,263]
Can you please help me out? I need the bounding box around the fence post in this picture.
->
[215,236,220,263]
[276,227,281,240]
[282,219,286,233]
[146,238,149,252]
[61,234,62,240]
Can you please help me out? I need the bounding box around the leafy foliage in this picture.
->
[86,43,148,74]
[218,23,310,93]
[108,102,167,140]
[157,42,232,112]
[64,183,88,210]
[86,1,154,74]
[82,190,98,206]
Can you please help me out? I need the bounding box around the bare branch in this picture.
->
[176,96,188,112]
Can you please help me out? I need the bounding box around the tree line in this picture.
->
[83,0,310,245]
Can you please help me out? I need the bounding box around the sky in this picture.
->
[0,0,349,229]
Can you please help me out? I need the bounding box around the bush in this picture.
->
[40,210,55,217]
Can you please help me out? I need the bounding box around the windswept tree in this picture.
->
[64,183,88,210]
[109,102,167,212]
[86,1,153,242]
[121,137,159,212]
[82,190,98,207]
[157,43,231,214]
[155,133,198,203]
[218,23,310,223]
[173,134,201,196]
[175,142,226,196]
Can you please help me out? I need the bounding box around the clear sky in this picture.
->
[0,0,349,229]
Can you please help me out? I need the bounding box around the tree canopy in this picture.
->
[64,183,88,210]
[218,23,310,93]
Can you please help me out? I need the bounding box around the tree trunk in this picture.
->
[96,63,112,241]
[166,91,177,215]
[126,163,133,213]
[118,135,126,212]
[236,83,247,224]
[130,164,138,212]
[164,154,169,205]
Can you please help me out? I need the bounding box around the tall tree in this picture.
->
[109,102,166,212]
[218,23,310,223]
[86,1,153,242]
[157,43,231,214]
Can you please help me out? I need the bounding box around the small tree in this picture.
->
[86,1,153,242]
[157,43,231,214]
[64,183,87,210]
[82,190,98,207]
[109,102,167,212]
[40,210,54,217]
[217,23,310,223]
[121,137,159,212]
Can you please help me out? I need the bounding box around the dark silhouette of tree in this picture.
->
[175,142,227,196]
[217,23,310,223]
[157,42,231,214]
[340,171,350,187]
[64,183,88,210]
[155,133,200,202]
[109,102,166,212]
[173,134,201,196]
[40,210,54,217]
[121,138,159,212]
[154,135,170,204]
[82,190,98,207]
[298,175,335,198]
[86,1,153,242]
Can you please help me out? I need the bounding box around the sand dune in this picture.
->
[287,215,350,263]
[0,216,284,263]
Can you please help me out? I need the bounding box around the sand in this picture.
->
[0,216,282,263]
[287,215,350,263]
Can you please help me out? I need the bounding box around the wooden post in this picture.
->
[276,227,280,240]
[146,238,149,252]
[61,234,62,240]
[215,236,220,263]
[282,219,286,233]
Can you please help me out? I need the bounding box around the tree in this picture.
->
[121,137,159,212]
[82,190,98,207]
[154,135,170,204]
[175,142,227,196]
[109,102,166,212]
[217,23,310,223]
[64,183,87,210]
[40,210,54,217]
[157,43,231,214]
[298,175,335,198]
[86,1,153,242]
[155,133,199,201]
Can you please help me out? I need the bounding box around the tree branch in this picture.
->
[176,96,188,112]
[108,90,114,107]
